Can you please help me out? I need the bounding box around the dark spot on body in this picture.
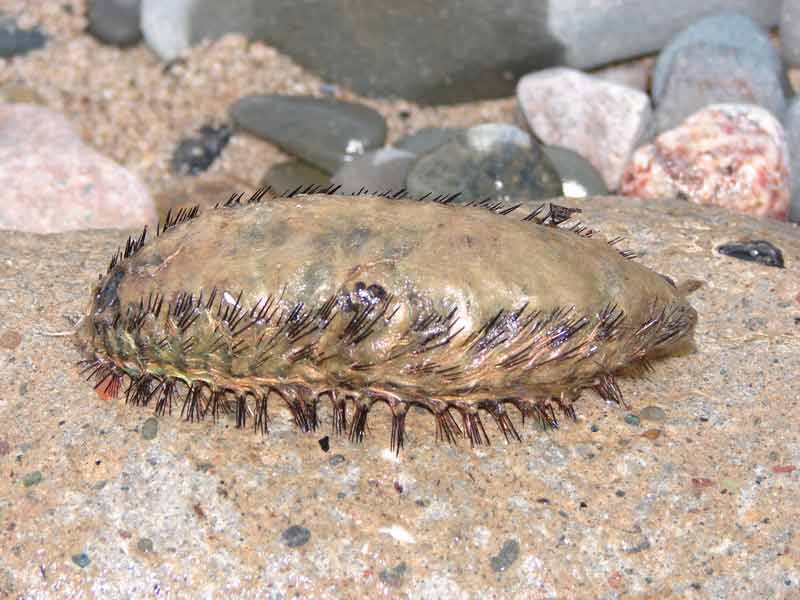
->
[343,226,370,250]
[95,269,125,311]
[464,235,473,248]
[267,223,290,247]
[660,274,676,288]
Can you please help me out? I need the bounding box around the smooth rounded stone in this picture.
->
[140,417,159,440]
[653,43,787,134]
[87,0,142,47]
[640,406,666,421]
[139,0,780,104]
[395,128,462,155]
[624,414,641,426]
[230,95,387,173]
[405,124,561,203]
[331,147,415,195]
[0,15,46,58]
[542,145,608,198]
[652,11,785,102]
[782,97,800,223]
[260,160,330,194]
[783,1,800,67]
[517,68,652,189]
[170,123,232,175]
[620,104,790,220]
[590,57,653,93]
[0,104,156,233]
[136,537,154,553]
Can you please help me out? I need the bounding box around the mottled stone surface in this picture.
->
[783,0,800,68]
[86,0,142,47]
[653,43,787,134]
[0,104,156,233]
[517,68,652,189]
[621,104,790,220]
[406,123,561,202]
[139,0,780,104]
[229,95,387,173]
[1,196,798,598]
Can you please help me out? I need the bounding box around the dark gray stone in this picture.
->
[261,160,330,194]
[331,147,415,195]
[230,95,387,173]
[405,124,561,203]
[652,11,785,102]
[171,124,232,176]
[395,128,462,155]
[542,145,608,198]
[0,16,46,58]
[141,0,779,104]
[281,525,310,548]
[87,0,142,47]
[784,97,800,223]
[22,471,42,487]
[782,0,800,67]
[71,553,90,568]
[141,417,159,440]
[490,539,520,572]
[379,562,407,585]
[653,43,787,134]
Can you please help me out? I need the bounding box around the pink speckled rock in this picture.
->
[0,104,156,233]
[516,67,652,190]
[620,104,790,220]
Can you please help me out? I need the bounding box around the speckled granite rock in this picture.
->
[1,196,799,598]
[621,104,790,220]
[0,104,156,233]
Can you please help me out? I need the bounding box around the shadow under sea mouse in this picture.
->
[77,187,698,454]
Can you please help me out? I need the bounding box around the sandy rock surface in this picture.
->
[1,195,798,598]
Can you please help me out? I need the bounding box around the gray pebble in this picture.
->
[141,417,159,440]
[639,406,666,422]
[281,525,310,548]
[490,539,520,572]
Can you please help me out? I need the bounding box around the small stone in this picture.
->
[328,454,345,467]
[87,0,142,47]
[260,160,330,194]
[542,145,608,198]
[230,95,387,173]
[171,123,232,176]
[141,417,159,440]
[717,240,785,268]
[652,11,785,102]
[331,147,415,195]
[136,537,154,553]
[0,330,22,350]
[71,553,90,568]
[653,43,786,134]
[22,471,42,487]
[0,15,46,58]
[395,127,462,155]
[281,525,310,548]
[318,436,330,452]
[641,429,662,441]
[620,104,790,220]
[639,406,666,422]
[624,414,641,427]
[406,123,560,202]
[0,104,156,233]
[517,67,652,189]
[0,83,45,105]
[379,562,407,585]
[490,539,520,572]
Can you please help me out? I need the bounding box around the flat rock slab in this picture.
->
[1,196,799,597]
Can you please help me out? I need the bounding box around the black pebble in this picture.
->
[717,240,784,268]
[318,436,330,452]
[171,124,232,176]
